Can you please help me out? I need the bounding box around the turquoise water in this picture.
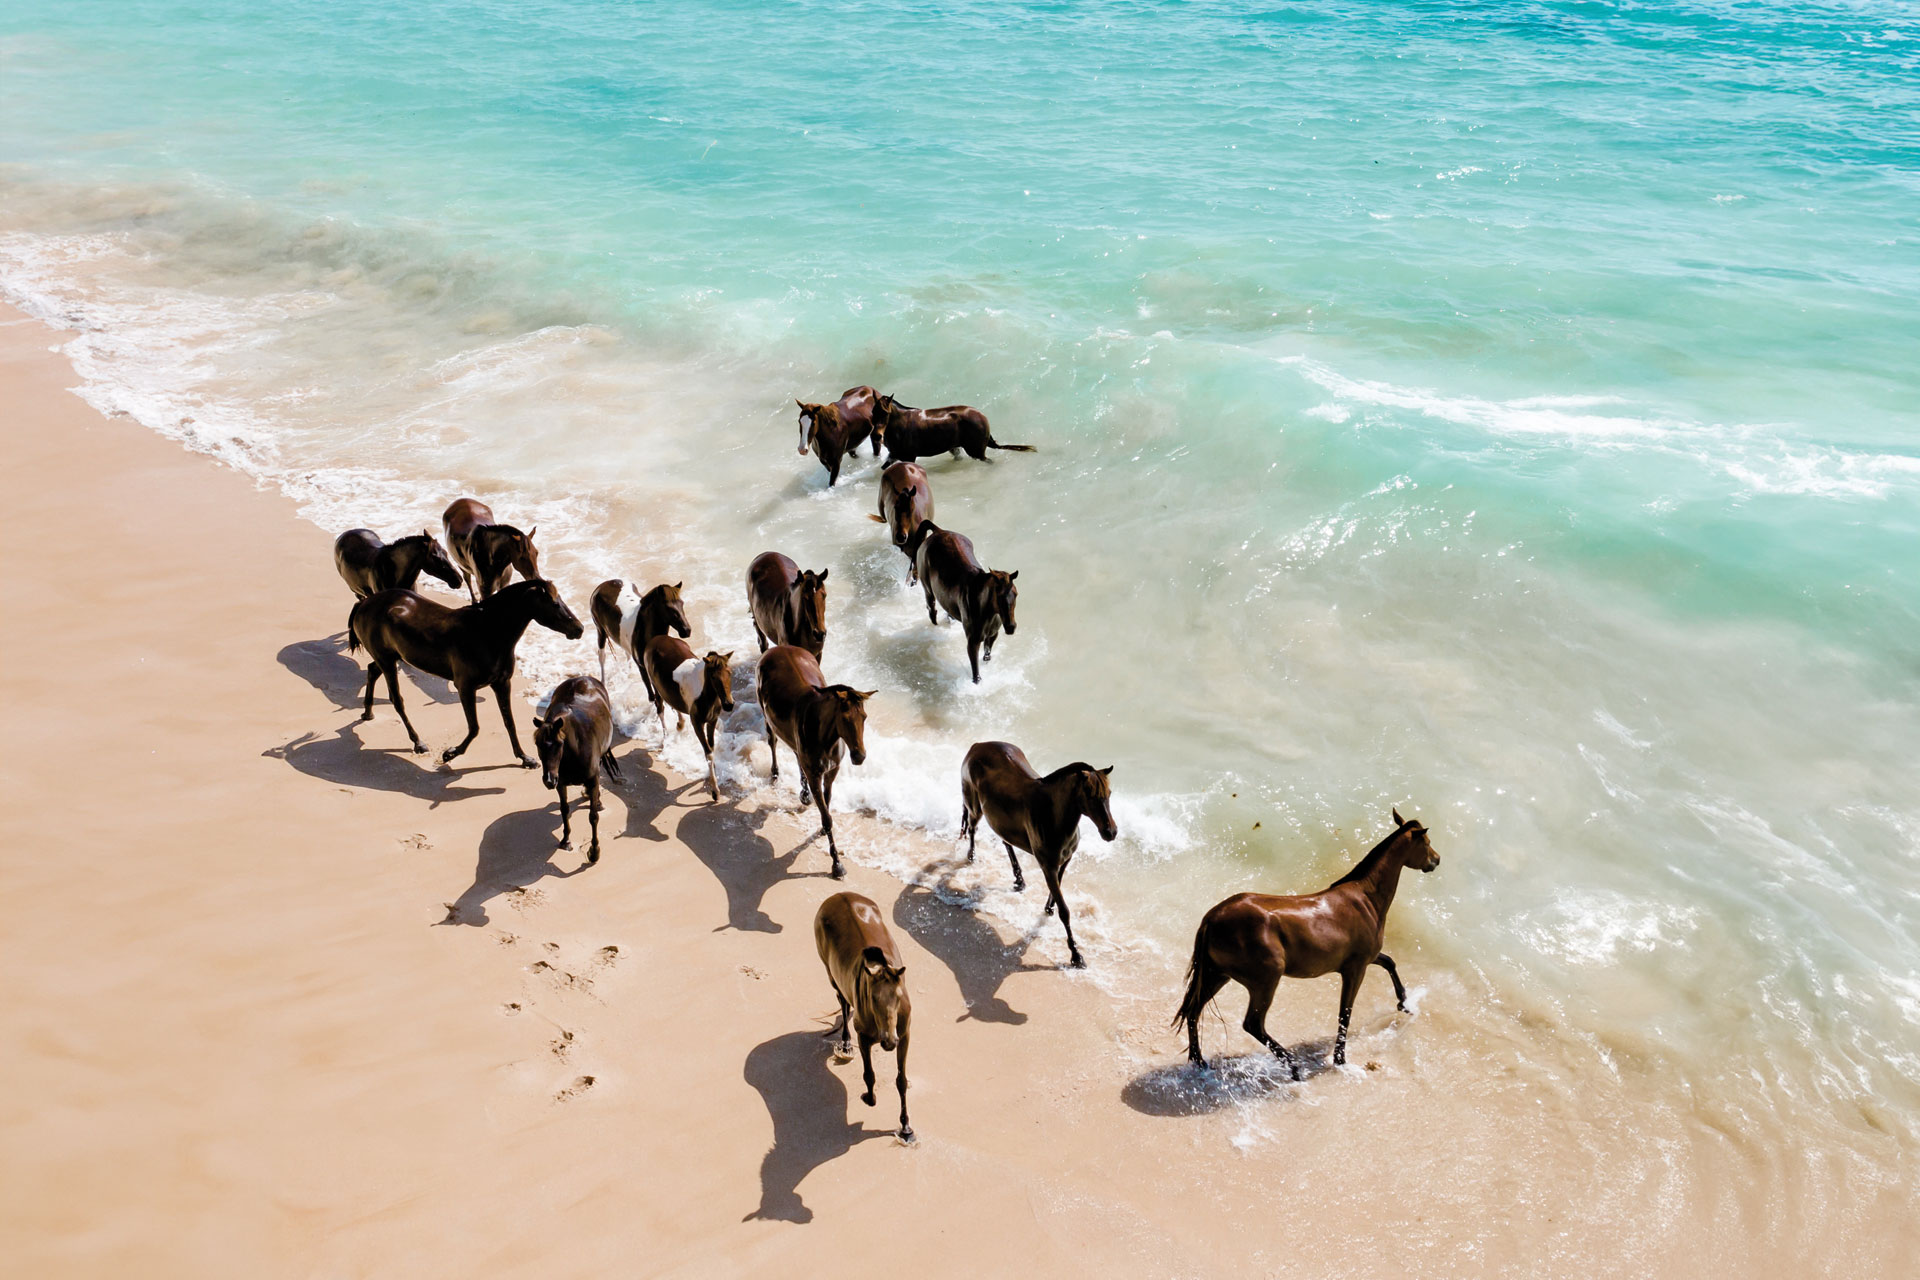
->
[4,0,1919,1234]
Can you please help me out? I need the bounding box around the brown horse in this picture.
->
[757,644,874,879]
[332,528,463,600]
[641,639,735,800]
[588,578,690,696]
[795,385,881,486]
[442,497,540,602]
[347,579,584,765]
[1174,810,1441,1078]
[747,552,829,659]
[960,742,1115,969]
[905,522,1017,684]
[814,891,912,1142]
[867,462,933,581]
[532,675,621,865]
[872,393,1033,464]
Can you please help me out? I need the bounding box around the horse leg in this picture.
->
[442,687,482,763]
[585,773,602,865]
[961,787,979,862]
[462,569,478,604]
[696,715,719,801]
[766,732,779,785]
[555,783,572,850]
[596,634,607,686]
[857,1032,878,1107]
[1334,963,1367,1067]
[828,988,852,1052]
[894,1030,912,1141]
[1185,969,1231,1066]
[494,677,533,767]
[1242,970,1298,1078]
[1040,861,1084,968]
[923,581,938,626]
[812,768,843,879]
[752,618,768,653]
[382,661,426,753]
[1003,841,1025,891]
[361,662,380,721]
[967,634,982,684]
[1374,953,1409,1012]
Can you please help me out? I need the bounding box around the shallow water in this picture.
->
[4,0,1917,1257]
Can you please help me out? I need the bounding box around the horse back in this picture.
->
[643,634,696,712]
[351,588,462,680]
[546,675,613,780]
[962,741,1045,847]
[1203,890,1373,979]
[814,891,902,995]
[442,497,493,541]
[590,579,625,643]
[334,529,385,597]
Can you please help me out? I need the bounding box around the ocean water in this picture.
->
[4,0,1918,1251]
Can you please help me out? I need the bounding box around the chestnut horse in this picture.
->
[905,521,1017,684]
[1174,810,1441,1077]
[872,393,1033,464]
[332,528,462,600]
[960,742,1115,968]
[588,579,690,696]
[347,579,584,765]
[815,891,913,1142]
[867,462,933,581]
[795,385,881,486]
[442,497,540,601]
[746,552,829,659]
[532,675,621,865]
[641,639,735,800]
[757,645,874,879]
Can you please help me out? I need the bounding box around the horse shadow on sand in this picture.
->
[277,635,459,711]
[676,802,832,935]
[742,1029,891,1224]
[891,874,1056,1026]
[1120,1036,1355,1117]
[264,723,510,809]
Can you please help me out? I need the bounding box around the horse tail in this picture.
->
[345,601,364,654]
[987,436,1036,452]
[1172,916,1218,1029]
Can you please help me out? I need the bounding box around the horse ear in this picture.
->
[888,964,906,981]
[721,651,736,662]
[526,526,537,539]
[862,945,887,973]
[1008,570,1019,581]
[674,581,683,590]
[857,689,879,701]
[817,568,829,582]
[1099,765,1113,776]
[1393,807,1405,826]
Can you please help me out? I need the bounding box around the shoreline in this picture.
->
[3,300,1914,1276]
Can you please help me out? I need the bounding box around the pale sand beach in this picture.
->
[2,301,1913,1277]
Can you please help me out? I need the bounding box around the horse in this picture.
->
[1173,810,1441,1078]
[332,528,462,600]
[747,552,829,660]
[814,891,913,1142]
[532,675,621,865]
[867,462,933,581]
[346,579,584,765]
[588,579,690,697]
[795,385,881,486]
[905,522,1017,684]
[872,393,1033,464]
[442,497,540,602]
[756,644,874,880]
[959,742,1115,969]
[641,639,735,801]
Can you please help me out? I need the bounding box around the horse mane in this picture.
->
[1040,761,1099,785]
[1330,821,1410,888]
[390,532,434,547]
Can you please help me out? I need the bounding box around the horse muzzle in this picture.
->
[1099,822,1118,842]
[540,768,558,790]
[878,1035,897,1052]
[850,749,867,767]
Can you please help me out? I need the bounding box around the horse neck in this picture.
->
[638,596,673,645]
[1336,833,1412,917]
[472,589,540,649]
[800,690,845,753]
[1040,770,1086,837]
[385,539,425,581]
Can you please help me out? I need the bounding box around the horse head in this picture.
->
[1391,808,1440,872]
[650,581,692,638]
[830,685,876,766]
[511,526,541,582]
[988,569,1019,634]
[417,530,464,590]
[531,712,569,791]
[524,579,584,639]
[795,567,829,650]
[855,944,908,1051]
[796,401,824,455]
[704,651,736,713]
[1078,764,1117,841]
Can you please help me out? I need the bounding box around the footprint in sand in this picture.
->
[502,1002,522,1016]
[543,941,561,954]
[596,945,622,967]
[530,959,592,992]
[552,1029,575,1060]
[506,886,546,912]
[554,1075,595,1103]
[399,833,431,852]
[497,932,519,946]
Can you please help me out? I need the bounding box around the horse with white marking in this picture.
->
[641,638,735,801]
[589,578,691,699]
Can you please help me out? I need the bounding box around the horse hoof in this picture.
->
[588,848,600,866]
[557,838,571,850]
[861,1091,876,1108]
[518,757,536,769]
[360,712,374,722]
[830,865,846,880]
[898,1126,915,1143]
[411,743,428,755]
[1069,953,1086,969]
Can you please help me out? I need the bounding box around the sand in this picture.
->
[4,301,1913,1279]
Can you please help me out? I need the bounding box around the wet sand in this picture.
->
[2,303,1912,1277]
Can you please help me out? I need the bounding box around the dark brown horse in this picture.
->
[642,639,735,800]
[1174,810,1441,1078]
[588,578,690,695]
[747,552,829,659]
[757,644,874,879]
[905,522,1017,684]
[532,675,621,865]
[872,393,1033,464]
[867,462,933,581]
[795,385,881,485]
[347,579,584,765]
[442,497,540,602]
[960,742,1115,969]
[332,528,463,600]
[815,891,912,1142]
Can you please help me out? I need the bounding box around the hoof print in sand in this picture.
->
[502,1002,522,1016]
[551,1029,575,1059]
[530,959,591,992]
[399,833,431,852]
[596,945,622,966]
[554,1075,595,1103]
[505,886,546,912]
